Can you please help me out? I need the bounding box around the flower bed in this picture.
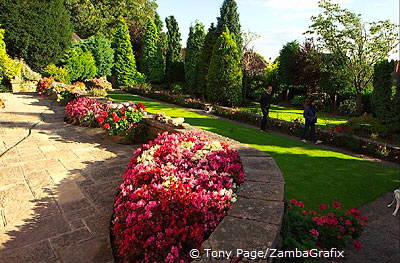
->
[282,199,368,256]
[37,77,86,105]
[65,97,107,127]
[125,86,400,164]
[111,131,244,262]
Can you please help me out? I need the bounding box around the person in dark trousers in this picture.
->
[301,99,322,144]
[260,85,273,131]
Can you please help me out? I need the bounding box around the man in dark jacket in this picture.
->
[301,99,322,144]
[260,85,273,131]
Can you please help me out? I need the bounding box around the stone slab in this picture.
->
[236,181,284,202]
[228,199,284,225]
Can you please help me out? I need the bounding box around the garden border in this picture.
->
[124,86,400,164]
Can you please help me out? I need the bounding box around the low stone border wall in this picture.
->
[144,116,285,262]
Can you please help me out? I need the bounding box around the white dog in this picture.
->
[387,189,400,216]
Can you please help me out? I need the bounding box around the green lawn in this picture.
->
[108,92,399,209]
[240,102,348,128]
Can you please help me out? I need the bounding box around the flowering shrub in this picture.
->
[97,102,147,141]
[111,132,244,262]
[282,199,368,261]
[37,77,56,97]
[65,97,107,126]
[36,77,86,105]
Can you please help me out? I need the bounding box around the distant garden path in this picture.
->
[0,93,135,262]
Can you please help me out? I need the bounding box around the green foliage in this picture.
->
[265,60,280,88]
[278,41,301,86]
[64,0,157,38]
[62,46,97,82]
[43,64,70,84]
[112,18,145,87]
[338,99,358,117]
[207,28,242,106]
[79,34,114,77]
[216,0,243,56]
[0,0,73,71]
[347,114,388,137]
[165,16,183,83]
[372,60,396,124]
[185,22,206,93]
[307,0,398,113]
[88,88,108,97]
[14,59,41,81]
[141,19,165,83]
[197,23,218,96]
[166,62,185,84]
[291,95,306,107]
[0,27,21,84]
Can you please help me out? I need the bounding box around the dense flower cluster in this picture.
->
[36,77,86,104]
[284,199,368,253]
[97,102,147,140]
[112,132,244,262]
[65,97,107,126]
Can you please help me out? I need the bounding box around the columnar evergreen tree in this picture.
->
[112,17,144,87]
[185,22,206,93]
[0,0,73,71]
[80,34,114,77]
[207,28,242,106]
[216,0,243,56]
[197,23,218,96]
[141,19,165,83]
[165,16,184,83]
[372,60,396,124]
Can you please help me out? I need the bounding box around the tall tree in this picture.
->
[141,19,165,83]
[185,21,206,93]
[207,28,242,106]
[278,40,301,101]
[296,41,323,95]
[165,16,184,83]
[197,23,218,97]
[0,0,73,71]
[307,0,398,113]
[216,0,243,56]
[112,17,144,87]
[0,26,21,85]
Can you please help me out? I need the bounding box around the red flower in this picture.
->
[97,117,105,123]
[290,199,298,205]
[345,219,352,226]
[103,123,110,129]
[122,116,127,120]
[353,240,362,251]
[297,201,305,208]
[309,229,319,237]
[302,210,307,216]
[318,204,328,211]
[137,103,147,110]
[112,112,117,118]
[349,227,355,232]
[113,116,121,122]
[332,201,341,209]
[101,111,108,118]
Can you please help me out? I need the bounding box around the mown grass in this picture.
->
[108,91,399,209]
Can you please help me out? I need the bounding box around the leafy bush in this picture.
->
[0,27,21,84]
[88,88,107,97]
[0,0,72,71]
[62,46,97,82]
[84,78,112,91]
[291,95,306,106]
[282,199,367,262]
[207,28,243,106]
[97,102,147,140]
[14,59,41,81]
[43,64,70,84]
[111,131,244,262]
[170,82,184,94]
[347,114,388,136]
[65,97,107,126]
[79,34,114,77]
[338,99,358,116]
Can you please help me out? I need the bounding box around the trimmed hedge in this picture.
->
[125,86,400,164]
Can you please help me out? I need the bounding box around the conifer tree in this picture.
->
[112,17,144,87]
[207,28,242,106]
[165,16,184,83]
[216,0,243,56]
[185,22,206,93]
[141,19,165,83]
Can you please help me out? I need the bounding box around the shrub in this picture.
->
[79,34,114,77]
[207,28,242,106]
[43,64,70,84]
[88,88,107,97]
[65,97,107,126]
[0,27,21,84]
[113,17,145,87]
[0,0,72,71]
[62,46,97,82]
[291,95,306,107]
[84,78,112,91]
[185,21,205,93]
[338,99,358,116]
[14,59,41,81]
[97,102,147,140]
[141,19,165,83]
[111,131,244,262]
[282,199,368,262]
[346,114,388,137]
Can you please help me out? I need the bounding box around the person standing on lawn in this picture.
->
[260,85,273,131]
[301,98,322,144]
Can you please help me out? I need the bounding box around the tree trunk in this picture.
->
[333,93,337,113]
[356,93,363,115]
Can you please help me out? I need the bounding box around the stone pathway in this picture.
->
[0,93,135,262]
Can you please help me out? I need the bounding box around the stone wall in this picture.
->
[144,116,285,262]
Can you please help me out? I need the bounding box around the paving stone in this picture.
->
[50,228,93,250]
[236,146,271,157]
[244,167,284,183]
[25,171,54,199]
[81,181,120,210]
[55,182,85,205]
[236,181,284,202]
[0,166,24,187]
[0,240,57,263]
[84,212,112,237]
[69,219,86,230]
[228,199,284,225]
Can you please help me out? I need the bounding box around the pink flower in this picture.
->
[353,240,362,251]
[309,229,319,237]
[345,219,352,226]
[318,204,328,211]
[332,201,341,208]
